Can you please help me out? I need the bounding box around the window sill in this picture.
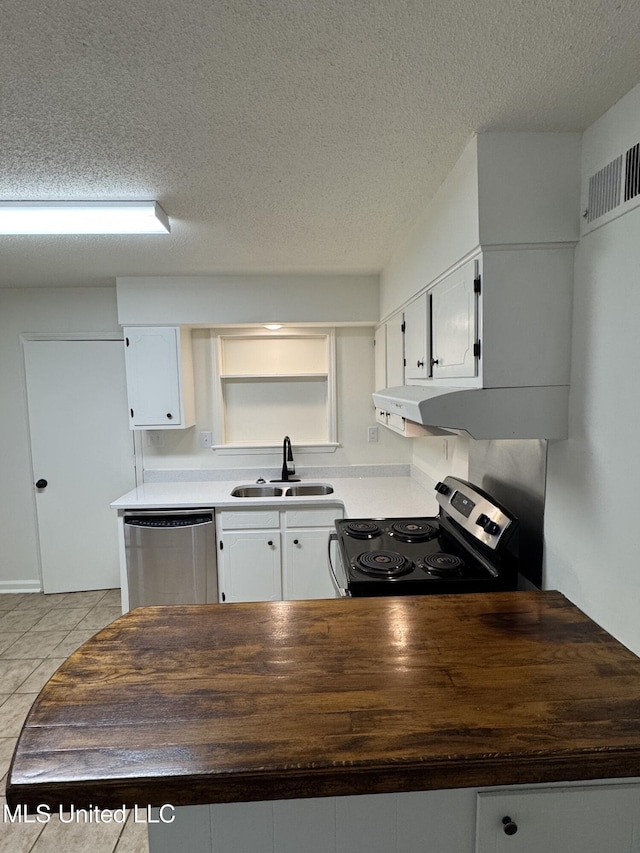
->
[211,443,339,455]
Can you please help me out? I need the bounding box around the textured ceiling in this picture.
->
[2,0,640,287]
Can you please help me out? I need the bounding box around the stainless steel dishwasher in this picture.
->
[124,509,217,608]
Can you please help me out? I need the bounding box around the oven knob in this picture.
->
[435,481,450,495]
[484,521,500,536]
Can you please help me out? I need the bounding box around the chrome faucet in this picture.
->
[280,436,299,482]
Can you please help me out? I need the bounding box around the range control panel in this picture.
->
[435,476,515,550]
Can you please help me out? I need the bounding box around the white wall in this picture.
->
[380,137,480,320]
[0,287,121,590]
[545,81,640,654]
[141,327,411,473]
[117,274,379,326]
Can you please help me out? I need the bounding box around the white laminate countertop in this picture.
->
[110,476,439,519]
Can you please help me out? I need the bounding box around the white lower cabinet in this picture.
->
[149,782,640,853]
[284,530,339,600]
[218,530,282,603]
[217,505,343,602]
[476,783,640,853]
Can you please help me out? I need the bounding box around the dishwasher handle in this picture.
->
[124,512,213,529]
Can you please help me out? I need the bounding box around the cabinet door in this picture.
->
[374,324,387,390]
[430,261,478,380]
[124,326,194,428]
[218,531,281,602]
[404,294,429,380]
[476,784,640,853]
[283,530,340,600]
[385,310,405,387]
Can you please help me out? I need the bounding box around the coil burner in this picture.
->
[356,551,412,577]
[421,553,464,576]
[389,520,438,542]
[345,521,382,540]
[333,482,519,597]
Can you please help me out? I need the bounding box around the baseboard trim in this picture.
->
[0,580,43,594]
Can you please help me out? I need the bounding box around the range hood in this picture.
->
[372,385,568,440]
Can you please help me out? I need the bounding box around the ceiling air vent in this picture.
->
[586,155,622,223]
[625,143,640,202]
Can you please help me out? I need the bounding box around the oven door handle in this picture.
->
[328,532,350,598]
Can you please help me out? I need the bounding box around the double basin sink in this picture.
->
[231,483,334,498]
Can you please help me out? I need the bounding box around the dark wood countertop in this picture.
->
[8,591,640,810]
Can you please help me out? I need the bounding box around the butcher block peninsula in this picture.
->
[8,591,640,852]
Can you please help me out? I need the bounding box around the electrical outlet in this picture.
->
[147,431,164,448]
[199,431,213,449]
[368,426,379,443]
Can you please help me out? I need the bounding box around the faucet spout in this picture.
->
[281,436,299,482]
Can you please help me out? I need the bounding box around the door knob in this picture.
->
[35,479,48,489]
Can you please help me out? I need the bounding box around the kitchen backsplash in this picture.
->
[143,464,412,483]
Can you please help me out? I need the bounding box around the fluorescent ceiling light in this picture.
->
[0,201,170,234]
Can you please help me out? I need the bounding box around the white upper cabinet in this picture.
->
[123,327,195,429]
[404,293,430,380]
[373,324,387,391]
[385,310,405,388]
[430,259,479,381]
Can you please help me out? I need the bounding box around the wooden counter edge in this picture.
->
[8,746,640,811]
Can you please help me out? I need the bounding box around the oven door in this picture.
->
[328,532,350,597]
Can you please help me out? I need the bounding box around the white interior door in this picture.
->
[24,340,136,593]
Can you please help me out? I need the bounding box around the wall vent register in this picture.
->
[584,140,640,231]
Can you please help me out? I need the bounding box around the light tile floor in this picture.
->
[0,590,148,852]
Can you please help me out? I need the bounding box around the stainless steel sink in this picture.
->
[231,483,334,498]
[231,486,284,498]
[285,484,334,496]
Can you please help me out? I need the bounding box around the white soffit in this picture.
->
[2,0,640,286]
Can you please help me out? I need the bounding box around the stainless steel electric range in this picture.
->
[330,476,519,597]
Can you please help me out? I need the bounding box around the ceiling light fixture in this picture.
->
[0,201,170,234]
[264,324,283,330]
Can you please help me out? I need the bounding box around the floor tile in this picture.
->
[0,634,24,656]
[55,590,110,609]
[1,632,69,660]
[31,608,89,633]
[0,609,47,633]
[10,595,59,613]
[0,660,41,692]
[30,809,127,852]
[0,794,47,852]
[0,738,17,781]
[100,589,123,608]
[47,630,97,659]
[0,588,147,853]
[15,659,66,694]
[0,594,26,611]
[76,605,123,632]
[114,813,149,853]
[0,693,38,737]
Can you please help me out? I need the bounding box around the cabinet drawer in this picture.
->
[286,507,343,528]
[218,510,280,530]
